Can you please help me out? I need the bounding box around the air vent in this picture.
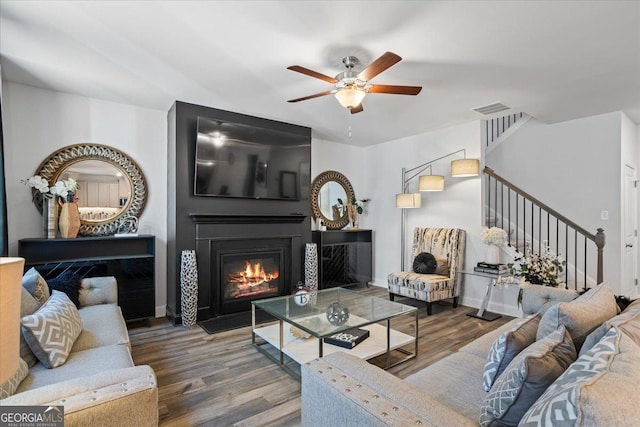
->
[472,102,510,115]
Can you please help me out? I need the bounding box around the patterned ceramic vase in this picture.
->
[180,250,198,328]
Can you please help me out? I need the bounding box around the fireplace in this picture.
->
[219,248,285,314]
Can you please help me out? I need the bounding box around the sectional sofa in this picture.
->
[301,283,640,426]
[2,275,158,427]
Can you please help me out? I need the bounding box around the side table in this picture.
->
[460,270,507,321]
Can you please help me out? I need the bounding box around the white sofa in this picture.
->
[2,276,158,427]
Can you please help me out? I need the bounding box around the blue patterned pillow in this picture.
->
[520,327,640,426]
[483,315,540,391]
[480,326,576,427]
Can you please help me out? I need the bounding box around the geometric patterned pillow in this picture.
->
[519,327,631,426]
[483,315,541,391]
[20,291,83,368]
[21,267,50,305]
[0,358,28,399]
[480,326,577,427]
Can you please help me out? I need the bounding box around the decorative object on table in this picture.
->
[304,243,318,304]
[180,249,199,328]
[474,262,509,275]
[325,301,350,326]
[293,282,311,306]
[509,245,566,307]
[324,328,370,349]
[289,317,324,340]
[337,197,368,230]
[481,227,508,265]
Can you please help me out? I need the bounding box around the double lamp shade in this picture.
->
[396,158,480,208]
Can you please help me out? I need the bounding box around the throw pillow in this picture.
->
[482,315,541,391]
[19,287,41,367]
[479,326,577,427]
[520,327,640,426]
[21,290,83,368]
[536,282,619,351]
[22,267,50,305]
[434,258,450,276]
[0,358,28,399]
[47,270,82,308]
[413,252,437,274]
[580,298,640,356]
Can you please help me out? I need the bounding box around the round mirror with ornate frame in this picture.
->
[32,144,147,236]
[310,170,355,230]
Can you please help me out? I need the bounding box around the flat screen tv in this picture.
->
[194,116,311,200]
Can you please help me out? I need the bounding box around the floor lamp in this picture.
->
[396,149,479,270]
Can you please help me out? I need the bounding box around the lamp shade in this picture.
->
[335,88,366,109]
[0,257,25,385]
[395,193,422,208]
[419,175,445,191]
[451,158,480,177]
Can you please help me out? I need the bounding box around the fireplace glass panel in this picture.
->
[222,252,281,303]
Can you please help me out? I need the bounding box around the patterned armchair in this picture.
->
[387,227,466,315]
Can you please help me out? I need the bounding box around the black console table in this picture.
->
[18,235,155,322]
[312,229,373,289]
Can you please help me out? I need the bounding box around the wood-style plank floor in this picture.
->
[129,286,513,426]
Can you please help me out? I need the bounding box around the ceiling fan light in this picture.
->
[451,159,480,177]
[419,175,445,191]
[335,88,366,109]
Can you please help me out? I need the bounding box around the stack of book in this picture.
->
[474,262,509,275]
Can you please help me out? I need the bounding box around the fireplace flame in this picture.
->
[229,261,279,287]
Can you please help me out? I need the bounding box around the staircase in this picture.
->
[484,167,605,290]
[482,112,531,153]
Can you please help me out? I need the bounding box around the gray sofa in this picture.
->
[301,284,640,426]
[2,276,158,427]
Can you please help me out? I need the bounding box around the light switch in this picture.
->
[600,210,609,220]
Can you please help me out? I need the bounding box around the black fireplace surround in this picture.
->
[167,102,312,325]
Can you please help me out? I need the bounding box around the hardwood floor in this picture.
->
[129,286,513,426]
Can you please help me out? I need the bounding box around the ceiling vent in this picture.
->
[472,102,510,115]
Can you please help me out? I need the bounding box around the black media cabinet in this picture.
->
[312,229,373,289]
[18,235,155,322]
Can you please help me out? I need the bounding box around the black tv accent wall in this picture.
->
[167,101,312,324]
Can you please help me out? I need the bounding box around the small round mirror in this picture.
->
[310,171,355,229]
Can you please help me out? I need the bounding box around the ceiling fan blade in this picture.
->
[368,84,422,95]
[350,104,364,114]
[357,52,402,81]
[287,65,337,83]
[287,90,334,103]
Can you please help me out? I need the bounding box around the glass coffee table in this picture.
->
[252,287,418,377]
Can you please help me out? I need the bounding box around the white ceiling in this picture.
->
[1,1,639,146]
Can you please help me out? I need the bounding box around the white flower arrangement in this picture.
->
[481,227,508,246]
[22,175,51,196]
[50,177,79,199]
[22,176,79,201]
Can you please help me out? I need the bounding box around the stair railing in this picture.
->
[484,167,605,289]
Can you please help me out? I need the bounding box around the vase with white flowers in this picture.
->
[22,175,56,238]
[481,227,508,264]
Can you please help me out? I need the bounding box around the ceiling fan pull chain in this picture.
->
[348,109,352,138]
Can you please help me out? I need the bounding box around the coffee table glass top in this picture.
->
[252,287,417,338]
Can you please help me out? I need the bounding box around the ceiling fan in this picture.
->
[287,51,422,114]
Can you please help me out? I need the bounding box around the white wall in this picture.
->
[486,112,623,294]
[2,82,168,317]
